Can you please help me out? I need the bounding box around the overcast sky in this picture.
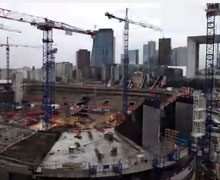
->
[0,2,218,69]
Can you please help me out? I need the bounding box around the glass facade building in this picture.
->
[143,41,156,69]
[158,38,172,66]
[91,29,114,67]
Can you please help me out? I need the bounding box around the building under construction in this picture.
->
[0,3,220,180]
[0,84,197,180]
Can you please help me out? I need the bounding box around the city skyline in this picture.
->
[0,2,216,69]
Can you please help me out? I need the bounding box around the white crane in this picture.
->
[0,7,95,129]
[105,9,162,115]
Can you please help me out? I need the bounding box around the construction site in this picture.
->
[0,3,219,180]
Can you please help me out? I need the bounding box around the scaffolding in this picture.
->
[192,91,206,138]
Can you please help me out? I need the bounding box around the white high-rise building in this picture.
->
[30,66,43,82]
[0,69,17,80]
[55,62,73,82]
[17,66,31,79]
[172,47,187,66]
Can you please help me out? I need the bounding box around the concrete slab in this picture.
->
[38,129,189,178]
[0,131,60,170]
[0,124,33,151]
[40,128,144,170]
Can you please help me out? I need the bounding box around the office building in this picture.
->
[172,47,187,66]
[187,35,220,78]
[158,38,172,66]
[91,29,114,67]
[17,66,31,79]
[143,41,156,69]
[121,50,139,65]
[76,49,90,79]
[30,66,43,82]
[0,69,17,80]
[55,62,73,82]
[101,64,112,82]
[143,44,149,65]
[129,50,139,65]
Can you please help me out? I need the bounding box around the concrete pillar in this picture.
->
[187,37,197,78]
[12,72,23,103]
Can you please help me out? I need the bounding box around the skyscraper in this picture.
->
[172,47,187,66]
[91,29,114,67]
[76,49,90,79]
[55,62,73,82]
[127,50,139,65]
[158,38,172,66]
[143,44,149,65]
[143,41,156,69]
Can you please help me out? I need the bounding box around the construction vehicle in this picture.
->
[74,141,81,149]
[0,7,95,129]
[105,9,162,116]
[94,148,103,162]
[104,132,114,142]
[111,147,117,156]
[88,131,93,140]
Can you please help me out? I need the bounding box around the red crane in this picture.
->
[0,8,95,129]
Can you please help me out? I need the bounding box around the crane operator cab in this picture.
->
[206,3,220,16]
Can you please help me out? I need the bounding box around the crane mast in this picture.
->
[105,9,162,116]
[0,7,95,129]
[123,8,129,115]
[42,29,53,129]
[204,3,220,159]
[0,25,21,91]
[0,37,40,92]
[6,37,10,91]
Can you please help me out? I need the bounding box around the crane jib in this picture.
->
[0,8,11,18]
[0,7,95,36]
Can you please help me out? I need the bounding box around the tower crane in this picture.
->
[0,24,21,90]
[204,3,220,160]
[0,37,40,91]
[105,9,162,116]
[0,8,95,129]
